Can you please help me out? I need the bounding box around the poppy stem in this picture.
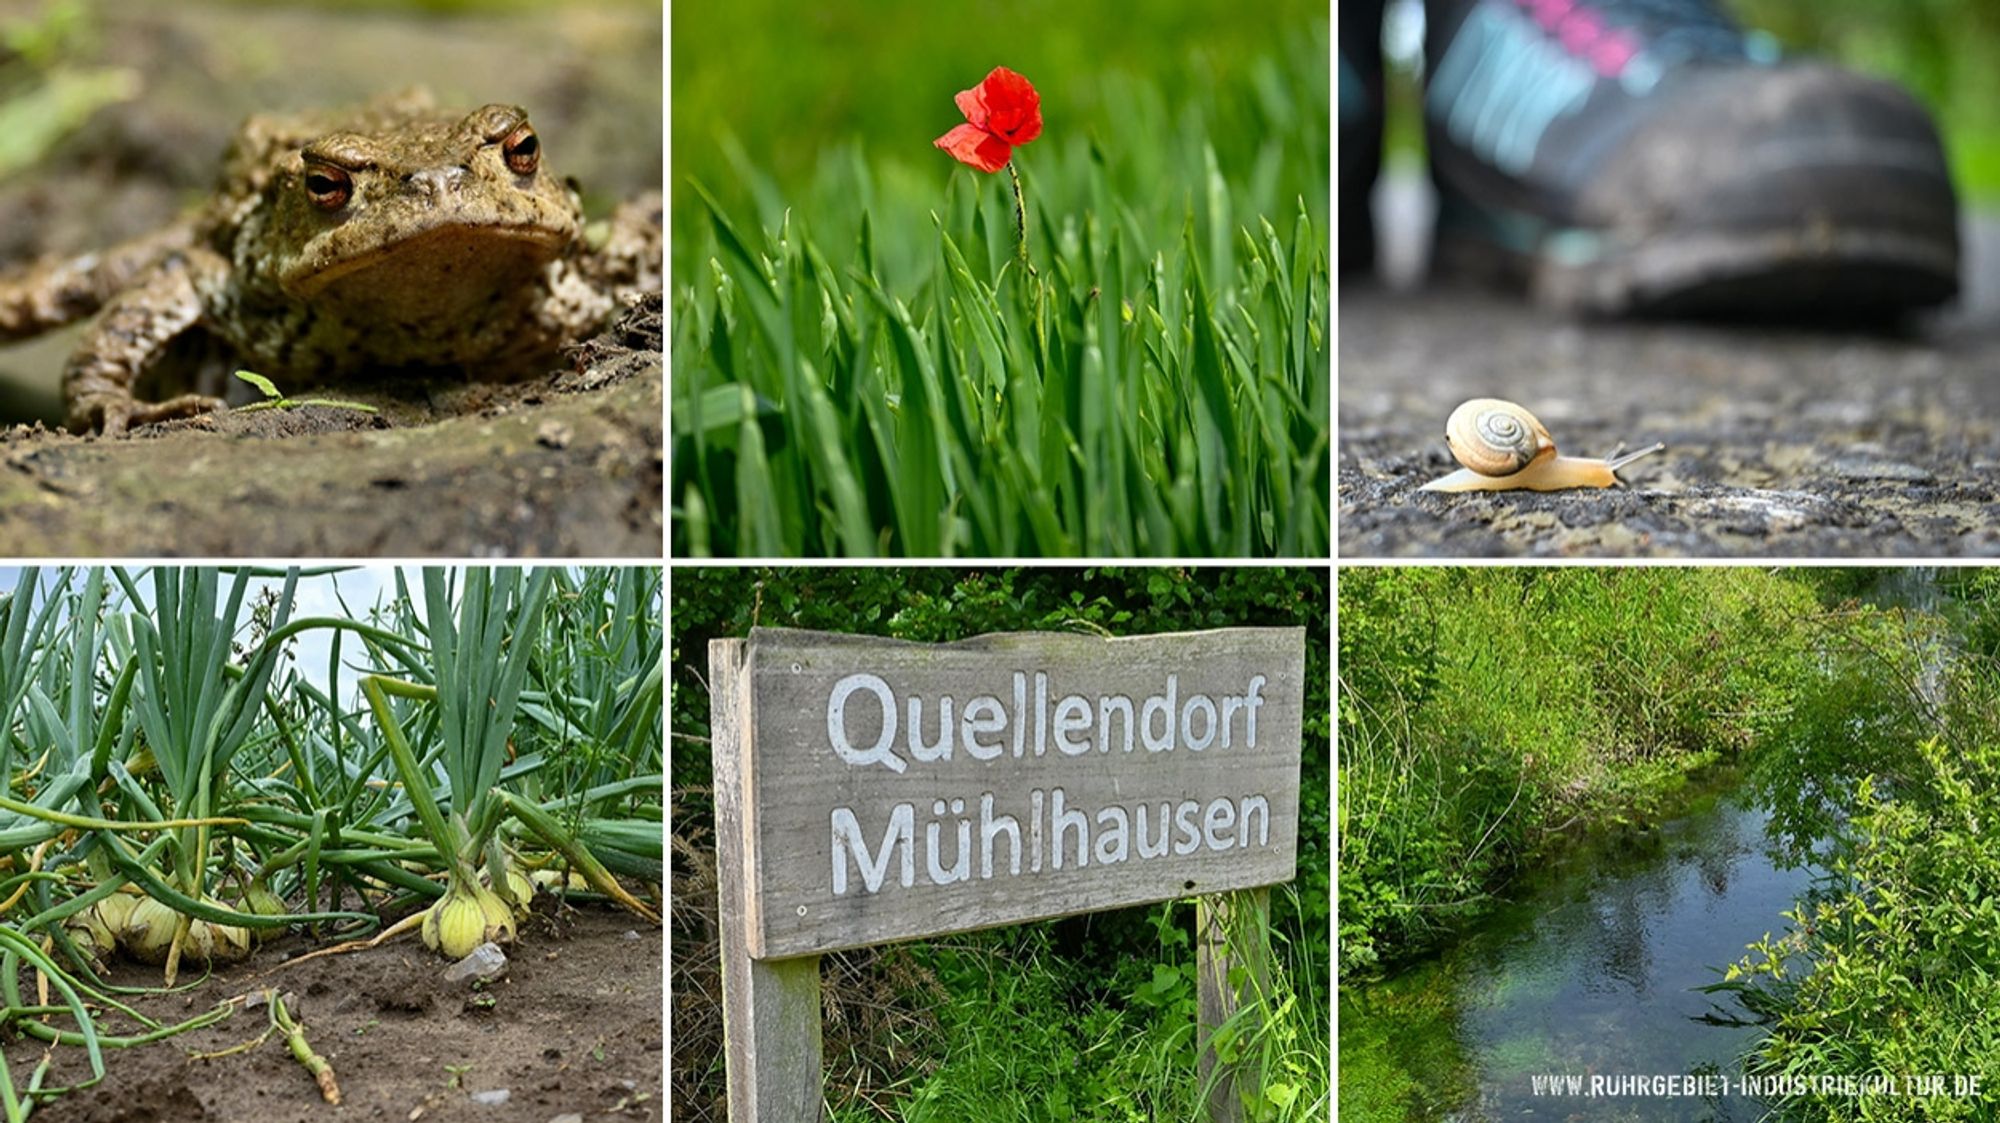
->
[1008,161,1035,276]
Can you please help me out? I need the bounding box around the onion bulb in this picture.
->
[121,897,179,962]
[241,880,288,944]
[495,865,535,919]
[421,883,516,959]
[66,891,137,959]
[473,883,516,945]
[120,895,251,965]
[530,869,590,892]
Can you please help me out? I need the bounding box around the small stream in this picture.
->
[1342,769,1819,1122]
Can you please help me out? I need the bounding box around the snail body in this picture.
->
[1419,398,1663,493]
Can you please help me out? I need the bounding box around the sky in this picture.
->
[262,567,402,698]
[4,566,428,701]
[2,566,659,704]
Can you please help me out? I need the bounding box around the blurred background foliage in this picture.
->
[236,0,655,9]
[0,0,658,195]
[0,1,134,178]
[0,0,659,424]
[1731,0,2000,199]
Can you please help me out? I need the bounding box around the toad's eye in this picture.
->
[502,124,540,176]
[304,165,352,210]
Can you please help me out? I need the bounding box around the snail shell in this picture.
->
[1444,398,1555,477]
[1421,398,1664,493]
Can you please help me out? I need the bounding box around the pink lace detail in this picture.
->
[1517,0,1641,77]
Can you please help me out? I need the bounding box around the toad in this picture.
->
[0,89,660,434]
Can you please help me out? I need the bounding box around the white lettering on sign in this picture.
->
[736,626,1303,960]
[824,673,904,772]
[824,671,1268,770]
[829,789,1274,896]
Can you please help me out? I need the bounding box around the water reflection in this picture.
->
[1346,776,1818,1123]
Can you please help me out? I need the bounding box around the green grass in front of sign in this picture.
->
[848,892,1326,1123]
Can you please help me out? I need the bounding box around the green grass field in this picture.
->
[671,1,1330,557]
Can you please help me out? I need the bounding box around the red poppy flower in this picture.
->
[934,66,1042,173]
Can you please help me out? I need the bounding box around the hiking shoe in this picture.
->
[1423,0,1960,318]
[1341,0,1386,277]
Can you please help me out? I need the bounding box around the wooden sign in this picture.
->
[721,626,1303,960]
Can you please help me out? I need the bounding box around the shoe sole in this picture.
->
[1433,199,1960,321]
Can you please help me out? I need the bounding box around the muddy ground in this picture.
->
[3,905,662,1123]
[1339,175,2000,558]
[0,1,662,556]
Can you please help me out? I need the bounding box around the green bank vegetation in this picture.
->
[671,0,1330,557]
[1340,567,2000,1122]
[1337,567,1818,975]
[671,567,1329,1122]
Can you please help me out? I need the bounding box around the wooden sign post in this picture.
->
[711,626,1306,1122]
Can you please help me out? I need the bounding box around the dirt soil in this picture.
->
[0,1,662,556]
[0,296,662,557]
[4,905,662,1123]
[1340,181,2000,558]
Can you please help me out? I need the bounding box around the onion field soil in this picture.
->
[0,566,663,1119]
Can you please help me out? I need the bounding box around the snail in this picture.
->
[1419,398,1664,492]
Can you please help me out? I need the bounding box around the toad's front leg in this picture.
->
[0,222,195,343]
[63,248,228,436]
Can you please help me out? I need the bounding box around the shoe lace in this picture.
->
[1512,0,1752,66]
[1547,0,1749,60]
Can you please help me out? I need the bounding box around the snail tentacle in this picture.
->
[1605,442,1666,473]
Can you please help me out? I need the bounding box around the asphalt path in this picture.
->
[1339,173,2000,558]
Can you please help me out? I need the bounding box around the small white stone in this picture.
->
[469,1089,511,1107]
[442,942,508,986]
